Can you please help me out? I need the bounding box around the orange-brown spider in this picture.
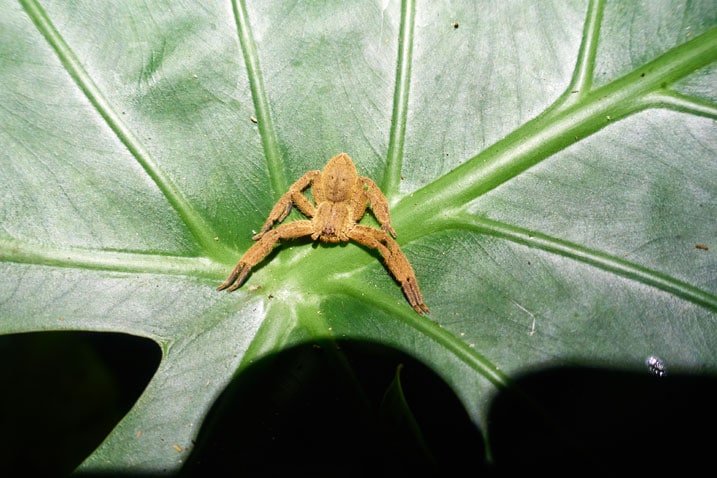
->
[217,153,429,314]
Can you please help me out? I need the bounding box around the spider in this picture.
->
[217,153,430,314]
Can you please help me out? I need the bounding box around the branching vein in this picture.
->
[19,0,229,260]
[384,0,416,198]
[231,0,286,197]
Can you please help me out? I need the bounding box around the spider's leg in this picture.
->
[361,177,397,237]
[219,221,313,292]
[349,226,429,314]
[253,171,320,239]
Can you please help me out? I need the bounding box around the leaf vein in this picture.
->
[18,0,228,259]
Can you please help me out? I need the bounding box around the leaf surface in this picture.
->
[1,0,715,472]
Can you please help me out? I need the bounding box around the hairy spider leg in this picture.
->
[253,171,320,239]
[360,177,397,237]
[349,225,430,314]
[348,184,369,222]
[217,221,314,292]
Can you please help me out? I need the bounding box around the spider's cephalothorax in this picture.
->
[218,153,429,314]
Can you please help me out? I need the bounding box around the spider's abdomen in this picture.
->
[313,202,353,243]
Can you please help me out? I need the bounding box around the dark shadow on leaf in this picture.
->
[488,365,717,473]
[0,332,160,477]
[181,340,484,477]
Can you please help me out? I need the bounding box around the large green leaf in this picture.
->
[1,0,715,473]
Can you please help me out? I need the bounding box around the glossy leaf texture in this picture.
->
[1,0,715,473]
